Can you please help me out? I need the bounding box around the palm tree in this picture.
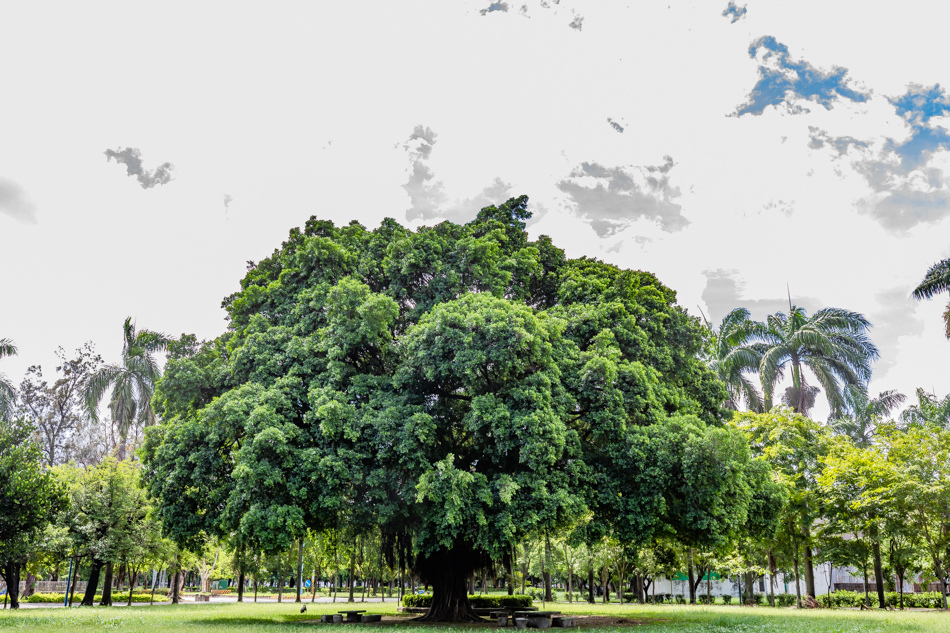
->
[912,258,950,338]
[899,388,950,430]
[758,305,879,418]
[0,338,17,419]
[829,385,905,447]
[84,318,169,458]
[706,308,764,412]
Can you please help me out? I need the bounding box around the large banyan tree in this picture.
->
[143,197,760,621]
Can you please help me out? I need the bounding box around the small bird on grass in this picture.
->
[300,605,307,613]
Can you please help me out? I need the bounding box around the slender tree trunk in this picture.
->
[277,551,284,603]
[296,539,304,603]
[687,549,697,605]
[872,531,886,609]
[69,556,82,607]
[802,518,816,599]
[171,559,181,605]
[587,559,595,604]
[792,544,802,607]
[347,551,355,602]
[768,550,776,607]
[862,562,870,607]
[543,536,553,602]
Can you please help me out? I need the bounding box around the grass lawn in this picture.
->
[2,599,949,632]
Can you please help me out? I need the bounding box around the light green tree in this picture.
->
[0,417,65,608]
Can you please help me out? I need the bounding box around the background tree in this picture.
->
[828,385,905,448]
[899,388,950,430]
[18,344,102,466]
[912,257,950,338]
[706,307,764,412]
[0,338,18,420]
[0,417,65,608]
[733,407,827,601]
[59,458,149,606]
[885,423,950,608]
[757,305,878,417]
[84,318,169,459]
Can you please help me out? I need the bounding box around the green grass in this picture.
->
[1,599,949,632]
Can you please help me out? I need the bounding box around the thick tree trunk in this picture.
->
[100,561,114,606]
[415,546,485,622]
[872,535,886,609]
[347,551,355,602]
[1,561,21,609]
[82,559,105,606]
[792,545,802,607]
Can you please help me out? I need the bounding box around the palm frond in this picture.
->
[912,258,950,300]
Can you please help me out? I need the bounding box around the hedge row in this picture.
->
[816,590,945,609]
[25,592,168,603]
[402,594,532,608]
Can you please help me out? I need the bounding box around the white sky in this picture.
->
[2,0,949,421]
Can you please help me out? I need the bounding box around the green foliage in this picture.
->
[815,590,943,609]
[402,594,532,608]
[25,592,168,603]
[697,594,714,604]
[144,199,758,618]
[776,593,796,606]
[721,594,733,604]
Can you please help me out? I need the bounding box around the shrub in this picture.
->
[697,594,714,605]
[25,592,168,604]
[675,594,687,604]
[560,591,582,602]
[776,593,796,607]
[752,593,765,606]
[402,594,532,609]
[721,594,732,604]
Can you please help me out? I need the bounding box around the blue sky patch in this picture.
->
[734,36,868,116]
[721,1,747,24]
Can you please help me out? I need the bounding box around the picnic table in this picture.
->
[338,610,366,623]
[511,611,563,629]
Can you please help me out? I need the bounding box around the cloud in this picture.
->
[808,126,869,157]
[104,147,175,189]
[869,286,926,380]
[806,85,950,232]
[556,156,688,236]
[733,36,868,117]
[568,14,584,31]
[401,125,516,223]
[721,1,747,23]
[607,117,624,133]
[480,2,509,15]
[0,177,38,224]
[701,269,820,324]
